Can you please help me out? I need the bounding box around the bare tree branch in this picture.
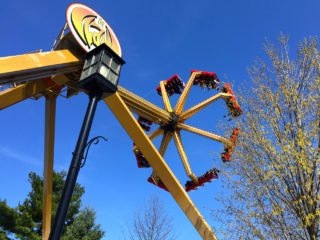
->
[127,195,176,240]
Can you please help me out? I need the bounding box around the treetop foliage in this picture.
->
[212,34,320,240]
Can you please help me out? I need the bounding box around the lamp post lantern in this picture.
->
[49,44,125,240]
[78,43,125,94]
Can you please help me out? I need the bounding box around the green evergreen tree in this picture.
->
[0,199,18,239]
[62,206,105,240]
[0,171,105,240]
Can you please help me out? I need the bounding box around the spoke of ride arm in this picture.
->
[151,132,173,182]
[159,132,172,156]
[173,72,200,114]
[133,128,164,152]
[177,123,232,146]
[180,93,232,121]
[173,131,198,183]
[160,81,172,112]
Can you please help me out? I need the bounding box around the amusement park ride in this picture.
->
[0,3,242,240]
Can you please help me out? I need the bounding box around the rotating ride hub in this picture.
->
[133,70,242,192]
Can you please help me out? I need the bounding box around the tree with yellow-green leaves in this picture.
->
[212,35,320,240]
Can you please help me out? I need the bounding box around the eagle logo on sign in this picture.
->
[66,3,122,57]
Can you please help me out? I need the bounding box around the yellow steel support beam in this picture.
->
[177,123,232,146]
[151,131,172,183]
[159,132,172,156]
[0,79,48,110]
[0,79,171,124]
[42,93,56,240]
[0,74,69,110]
[180,93,232,121]
[35,85,172,125]
[174,72,200,114]
[132,128,164,152]
[0,50,83,85]
[104,92,217,240]
[160,81,172,112]
[118,86,171,125]
[172,131,198,183]
[148,128,164,142]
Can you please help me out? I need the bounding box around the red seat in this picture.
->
[156,74,185,96]
[221,128,240,162]
[133,143,151,168]
[191,70,219,90]
[221,84,242,119]
[185,168,220,192]
[147,176,168,191]
[137,116,152,132]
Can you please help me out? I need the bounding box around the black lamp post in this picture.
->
[49,44,125,240]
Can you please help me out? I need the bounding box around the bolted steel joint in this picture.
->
[160,112,179,132]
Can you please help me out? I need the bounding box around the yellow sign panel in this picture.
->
[66,3,122,57]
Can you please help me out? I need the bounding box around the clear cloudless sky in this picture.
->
[1,0,320,239]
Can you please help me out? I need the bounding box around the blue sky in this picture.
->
[1,0,320,239]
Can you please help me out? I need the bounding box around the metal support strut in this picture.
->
[49,91,101,240]
[42,93,57,240]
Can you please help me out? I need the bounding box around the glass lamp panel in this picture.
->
[89,63,98,76]
[108,71,118,85]
[102,52,112,66]
[83,56,92,69]
[91,54,99,65]
[99,64,110,79]
[110,59,121,74]
[80,68,90,81]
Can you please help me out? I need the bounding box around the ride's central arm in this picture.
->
[104,92,218,240]
[117,86,172,125]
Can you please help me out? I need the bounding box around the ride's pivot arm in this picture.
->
[104,92,218,240]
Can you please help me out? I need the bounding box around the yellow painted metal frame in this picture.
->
[0,47,239,240]
[160,81,173,112]
[104,72,234,240]
[0,49,83,86]
[0,74,70,110]
[118,86,171,125]
[152,131,172,179]
[42,93,57,240]
[0,50,82,239]
[104,92,217,240]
